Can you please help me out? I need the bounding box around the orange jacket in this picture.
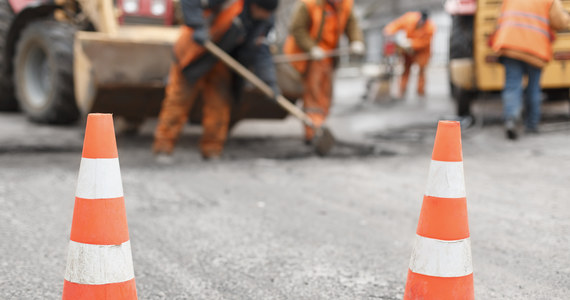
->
[173,0,244,68]
[283,0,355,73]
[384,12,435,66]
[384,12,436,53]
[492,0,555,68]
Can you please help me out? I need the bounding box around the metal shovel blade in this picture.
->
[314,127,335,156]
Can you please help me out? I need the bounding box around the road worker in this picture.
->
[491,0,570,140]
[153,0,280,160]
[384,10,435,99]
[283,0,365,143]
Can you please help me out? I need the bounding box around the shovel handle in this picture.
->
[204,41,315,127]
[272,48,350,64]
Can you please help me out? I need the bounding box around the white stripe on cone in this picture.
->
[425,160,466,198]
[65,240,135,285]
[409,235,473,278]
[76,158,124,199]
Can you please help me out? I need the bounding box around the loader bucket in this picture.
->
[74,26,179,120]
[74,26,301,124]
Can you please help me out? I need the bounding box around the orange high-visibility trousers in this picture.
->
[400,52,428,97]
[302,59,334,141]
[153,62,232,157]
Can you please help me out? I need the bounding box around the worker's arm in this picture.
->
[234,18,279,93]
[180,0,226,28]
[289,2,317,52]
[411,23,436,51]
[549,0,570,31]
[252,42,279,94]
[345,9,364,43]
[251,20,279,94]
[383,13,407,35]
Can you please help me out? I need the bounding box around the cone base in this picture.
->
[63,278,137,300]
[404,270,473,300]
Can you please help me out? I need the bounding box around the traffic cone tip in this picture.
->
[82,113,118,159]
[431,120,462,162]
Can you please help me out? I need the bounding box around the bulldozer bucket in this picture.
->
[74,26,301,124]
[74,26,179,120]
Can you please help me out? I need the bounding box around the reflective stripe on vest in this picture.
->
[500,21,550,39]
[501,11,549,25]
[499,10,552,40]
[492,0,554,62]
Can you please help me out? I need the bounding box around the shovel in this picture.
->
[272,48,350,64]
[204,40,335,156]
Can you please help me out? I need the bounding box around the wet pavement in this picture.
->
[1,66,569,299]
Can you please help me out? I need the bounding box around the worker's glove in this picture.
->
[395,33,413,53]
[350,41,366,55]
[401,38,414,54]
[192,26,210,45]
[310,46,326,60]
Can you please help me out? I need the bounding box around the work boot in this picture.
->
[525,127,540,135]
[201,150,222,161]
[155,153,174,165]
[505,119,518,140]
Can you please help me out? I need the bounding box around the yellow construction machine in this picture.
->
[447,0,570,116]
[0,0,299,126]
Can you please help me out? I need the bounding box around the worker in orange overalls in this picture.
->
[491,0,570,139]
[284,0,364,143]
[153,0,280,160]
[384,10,436,98]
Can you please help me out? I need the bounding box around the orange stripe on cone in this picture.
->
[431,121,462,162]
[404,120,473,299]
[416,196,469,241]
[70,197,130,245]
[64,113,137,299]
[404,270,473,300]
[82,114,118,159]
[63,279,137,300]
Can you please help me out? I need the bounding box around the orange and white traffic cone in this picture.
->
[403,121,473,300]
[63,114,137,299]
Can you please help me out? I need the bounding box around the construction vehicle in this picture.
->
[0,0,300,125]
[447,0,570,116]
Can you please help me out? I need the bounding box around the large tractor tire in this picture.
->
[449,15,474,60]
[13,20,79,124]
[453,87,474,117]
[0,0,18,111]
[449,15,475,116]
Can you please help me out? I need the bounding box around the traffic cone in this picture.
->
[63,114,137,299]
[403,121,473,299]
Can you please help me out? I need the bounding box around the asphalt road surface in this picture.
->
[1,67,569,299]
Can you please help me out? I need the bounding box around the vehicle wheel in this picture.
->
[13,20,79,124]
[0,0,18,111]
[449,15,474,60]
[449,15,475,115]
[544,88,569,101]
[453,84,474,117]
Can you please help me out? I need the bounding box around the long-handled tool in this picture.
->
[272,48,350,64]
[204,40,335,156]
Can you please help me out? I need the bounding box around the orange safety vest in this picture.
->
[283,0,353,73]
[492,0,555,62]
[173,0,244,68]
[384,12,435,52]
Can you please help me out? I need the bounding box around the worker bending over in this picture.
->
[153,0,279,160]
[284,0,365,143]
[384,10,435,99]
